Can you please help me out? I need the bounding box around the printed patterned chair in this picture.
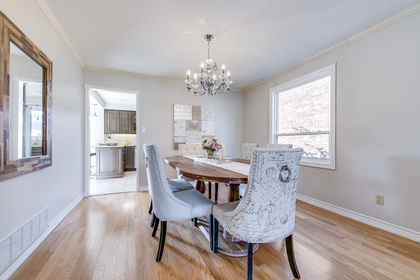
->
[143,144,214,262]
[238,143,260,198]
[238,144,293,197]
[212,148,304,280]
[266,143,293,149]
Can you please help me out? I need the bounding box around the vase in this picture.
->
[206,150,216,159]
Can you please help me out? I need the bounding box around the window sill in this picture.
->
[301,158,335,170]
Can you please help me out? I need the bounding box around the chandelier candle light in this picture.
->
[185,34,232,96]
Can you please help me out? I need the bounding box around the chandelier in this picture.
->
[185,34,232,96]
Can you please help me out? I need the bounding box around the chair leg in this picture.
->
[150,213,156,228]
[208,182,212,200]
[247,243,253,280]
[285,234,300,279]
[152,217,160,237]
[215,183,219,204]
[156,221,167,262]
[209,214,214,251]
[148,200,153,214]
[212,217,219,253]
[194,217,198,227]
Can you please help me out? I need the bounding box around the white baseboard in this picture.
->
[297,193,420,243]
[0,193,84,280]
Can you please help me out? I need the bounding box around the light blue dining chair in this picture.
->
[143,144,214,262]
[212,148,304,280]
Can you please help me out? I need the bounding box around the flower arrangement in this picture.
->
[201,138,222,159]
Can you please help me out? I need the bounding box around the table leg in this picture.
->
[227,183,240,202]
[195,180,206,194]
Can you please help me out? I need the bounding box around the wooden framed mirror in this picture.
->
[0,11,52,181]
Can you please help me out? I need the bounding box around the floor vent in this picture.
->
[0,207,48,275]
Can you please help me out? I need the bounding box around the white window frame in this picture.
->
[269,63,336,169]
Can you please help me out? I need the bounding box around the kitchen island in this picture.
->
[96,145,136,179]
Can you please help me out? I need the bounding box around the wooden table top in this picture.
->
[164,156,250,185]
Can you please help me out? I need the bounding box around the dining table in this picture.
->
[164,155,250,201]
[164,155,257,257]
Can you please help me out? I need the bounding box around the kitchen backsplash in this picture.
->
[104,134,137,146]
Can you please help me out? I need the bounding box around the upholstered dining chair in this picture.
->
[238,143,261,198]
[212,148,304,280]
[178,143,219,202]
[240,143,260,160]
[146,144,194,220]
[177,143,201,182]
[143,144,214,262]
[238,144,294,197]
[148,178,195,229]
[266,143,293,149]
[178,143,201,156]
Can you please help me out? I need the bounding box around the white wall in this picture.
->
[84,70,244,186]
[243,11,420,233]
[0,0,84,243]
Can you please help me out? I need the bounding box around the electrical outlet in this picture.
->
[376,195,384,206]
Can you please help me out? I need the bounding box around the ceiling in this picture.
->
[43,0,420,90]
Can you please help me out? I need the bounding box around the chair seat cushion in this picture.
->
[238,184,247,197]
[177,174,195,182]
[168,179,194,192]
[174,189,213,218]
[212,200,240,223]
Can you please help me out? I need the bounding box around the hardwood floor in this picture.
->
[10,186,420,280]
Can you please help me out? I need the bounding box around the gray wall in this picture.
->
[243,11,420,232]
[0,0,84,240]
[83,70,244,186]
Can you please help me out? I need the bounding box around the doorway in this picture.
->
[84,85,139,196]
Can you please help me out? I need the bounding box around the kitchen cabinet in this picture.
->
[104,110,136,134]
[123,146,136,171]
[96,146,123,179]
[104,110,120,133]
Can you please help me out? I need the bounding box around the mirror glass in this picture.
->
[8,41,44,160]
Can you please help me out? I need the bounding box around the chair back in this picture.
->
[223,148,303,243]
[143,144,191,220]
[266,143,293,149]
[240,143,259,159]
[178,143,201,155]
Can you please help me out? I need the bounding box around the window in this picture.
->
[270,63,336,169]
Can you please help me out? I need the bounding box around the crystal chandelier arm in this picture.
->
[185,34,232,96]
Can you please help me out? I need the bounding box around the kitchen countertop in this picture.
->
[96,145,136,148]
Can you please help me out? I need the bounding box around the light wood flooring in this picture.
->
[10,186,420,280]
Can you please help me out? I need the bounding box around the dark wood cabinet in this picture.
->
[104,110,120,133]
[120,111,134,133]
[123,146,136,171]
[104,110,136,134]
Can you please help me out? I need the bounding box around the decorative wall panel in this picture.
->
[173,104,215,149]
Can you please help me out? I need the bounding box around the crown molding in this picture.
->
[243,3,420,92]
[35,0,85,68]
[84,65,188,84]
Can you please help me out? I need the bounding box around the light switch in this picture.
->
[141,126,146,132]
